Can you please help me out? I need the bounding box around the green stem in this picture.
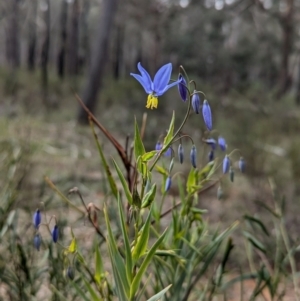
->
[149,95,192,172]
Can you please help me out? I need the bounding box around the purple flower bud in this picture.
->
[222,155,230,174]
[204,138,217,150]
[52,225,59,243]
[229,167,234,182]
[165,176,172,192]
[33,209,41,229]
[190,145,197,168]
[164,147,172,157]
[178,144,184,164]
[208,150,214,162]
[202,99,212,131]
[218,136,227,151]
[191,91,201,114]
[178,74,188,102]
[34,234,41,251]
[239,157,245,173]
[155,142,162,151]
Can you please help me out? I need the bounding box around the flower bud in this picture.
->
[34,234,41,251]
[164,147,172,157]
[51,225,59,243]
[165,176,172,192]
[202,99,212,131]
[218,136,227,151]
[208,150,214,162]
[217,186,224,200]
[239,157,245,173]
[33,209,41,229]
[204,138,217,150]
[178,144,184,164]
[229,167,234,182]
[190,145,197,168]
[222,155,230,174]
[191,91,201,114]
[67,266,75,280]
[155,141,162,151]
[178,74,188,102]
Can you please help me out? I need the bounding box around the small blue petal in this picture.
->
[33,209,41,229]
[239,157,246,173]
[155,142,162,151]
[130,73,152,94]
[164,147,172,157]
[34,234,41,251]
[137,62,152,92]
[202,100,212,131]
[208,150,214,162]
[153,63,172,94]
[204,138,217,150]
[161,78,182,96]
[178,144,184,163]
[190,145,197,168]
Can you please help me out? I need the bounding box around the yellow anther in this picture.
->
[146,94,158,109]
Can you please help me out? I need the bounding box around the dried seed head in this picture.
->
[191,91,201,114]
[178,144,184,164]
[218,136,227,151]
[33,209,41,229]
[178,74,188,102]
[202,100,212,131]
[222,155,230,174]
[190,145,197,168]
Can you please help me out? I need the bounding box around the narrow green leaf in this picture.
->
[130,228,168,299]
[243,231,267,253]
[147,284,172,301]
[118,194,133,283]
[134,119,146,160]
[244,215,269,236]
[104,206,130,296]
[163,111,175,146]
[90,122,118,198]
[82,277,100,301]
[112,159,133,205]
[142,151,157,162]
[132,207,152,262]
[141,184,157,208]
[95,245,104,285]
[198,161,214,182]
[51,285,72,301]
[68,230,77,253]
[155,165,168,177]
[70,282,91,301]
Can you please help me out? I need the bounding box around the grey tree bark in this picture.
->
[77,0,118,123]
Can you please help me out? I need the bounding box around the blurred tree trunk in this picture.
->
[78,0,118,123]
[57,0,68,78]
[41,0,50,105]
[6,0,20,69]
[112,25,124,80]
[79,0,90,72]
[278,0,294,96]
[68,0,79,75]
[27,0,38,71]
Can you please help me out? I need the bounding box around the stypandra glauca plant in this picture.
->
[36,63,246,300]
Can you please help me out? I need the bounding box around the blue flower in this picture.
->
[190,145,197,168]
[222,155,230,174]
[239,157,245,173]
[34,234,41,251]
[178,74,188,101]
[130,62,182,109]
[155,141,162,151]
[178,144,184,164]
[202,100,212,131]
[52,225,59,243]
[208,150,214,162]
[165,176,172,192]
[33,209,41,229]
[191,91,201,114]
[218,136,227,151]
[204,138,217,150]
[164,147,172,157]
